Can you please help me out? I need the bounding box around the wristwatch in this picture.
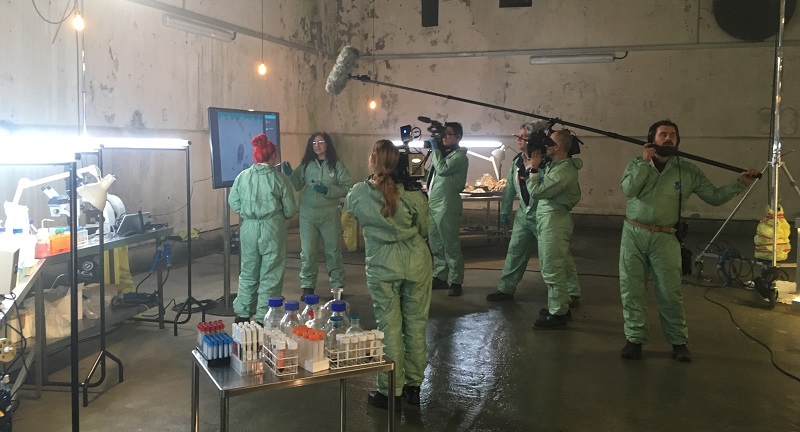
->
[526,167,537,175]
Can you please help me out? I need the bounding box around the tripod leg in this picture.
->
[694,164,767,276]
[778,162,800,199]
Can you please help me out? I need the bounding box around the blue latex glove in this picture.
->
[501,214,510,226]
[281,161,293,176]
[313,184,329,195]
[427,138,439,151]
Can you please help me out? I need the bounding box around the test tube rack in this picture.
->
[326,337,385,370]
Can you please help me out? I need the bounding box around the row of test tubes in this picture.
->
[329,330,385,369]
[196,320,226,348]
[231,322,264,362]
[290,325,327,370]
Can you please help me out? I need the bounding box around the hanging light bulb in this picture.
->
[72,11,85,31]
[258,62,267,76]
[368,99,378,110]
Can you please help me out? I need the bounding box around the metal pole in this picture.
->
[69,161,79,432]
[769,0,786,268]
[222,188,231,305]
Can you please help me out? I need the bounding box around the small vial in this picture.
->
[274,340,286,372]
[286,339,298,369]
[365,332,376,362]
[374,330,385,360]
[357,332,367,364]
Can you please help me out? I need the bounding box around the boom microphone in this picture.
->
[417,116,433,123]
[325,46,360,95]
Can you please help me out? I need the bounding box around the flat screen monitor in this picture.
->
[208,107,281,189]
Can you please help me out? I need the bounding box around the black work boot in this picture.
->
[402,385,421,406]
[233,316,250,324]
[367,391,401,411]
[532,311,569,329]
[300,288,314,302]
[432,278,449,290]
[538,308,572,321]
[620,341,643,360]
[672,344,692,362]
[486,291,514,302]
[448,283,463,297]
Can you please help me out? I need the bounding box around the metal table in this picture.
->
[460,195,508,240]
[39,226,174,405]
[190,349,396,432]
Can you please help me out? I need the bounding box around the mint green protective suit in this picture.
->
[289,160,353,290]
[497,154,539,294]
[344,181,432,397]
[619,156,746,344]
[426,147,468,285]
[229,164,297,320]
[527,158,583,315]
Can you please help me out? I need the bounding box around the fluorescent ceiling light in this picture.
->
[392,140,501,148]
[162,14,236,42]
[95,137,190,150]
[530,54,616,64]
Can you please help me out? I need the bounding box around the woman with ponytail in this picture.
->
[229,133,297,324]
[344,140,432,410]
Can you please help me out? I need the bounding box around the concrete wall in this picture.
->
[2,0,799,236]
[331,0,800,221]
[0,0,338,233]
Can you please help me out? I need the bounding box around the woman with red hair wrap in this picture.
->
[229,133,297,323]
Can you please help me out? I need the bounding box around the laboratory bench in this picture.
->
[9,226,174,405]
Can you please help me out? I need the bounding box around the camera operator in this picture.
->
[426,122,469,297]
[618,120,758,362]
[524,129,583,329]
[486,121,543,302]
[344,140,432,409]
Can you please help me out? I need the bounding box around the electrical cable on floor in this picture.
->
[702,286,800,383]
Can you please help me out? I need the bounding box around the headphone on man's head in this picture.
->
[544,120,582,156]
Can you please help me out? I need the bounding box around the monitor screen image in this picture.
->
[208,107,281,189]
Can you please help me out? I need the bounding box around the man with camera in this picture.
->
[618,119,758,362]
[486,122,543,302]
[426,122,469,296]
[522,128,583,329]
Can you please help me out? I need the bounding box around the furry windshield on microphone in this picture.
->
[325,46,361,95]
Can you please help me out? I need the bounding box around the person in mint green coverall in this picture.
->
[618,120,758,362]
[524,129,583,329]
[486,123,539,301]
[282,132,353,300]
[345,140,432,409]
[229,134,297,323]
[426,122,469,296]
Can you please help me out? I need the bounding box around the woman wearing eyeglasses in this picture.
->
[282,132,353,301]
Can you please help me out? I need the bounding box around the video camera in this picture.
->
[417,116,445,149]
[397,124,426,191]
[523,120,583,161]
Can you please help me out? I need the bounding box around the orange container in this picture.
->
[49,233,71,254]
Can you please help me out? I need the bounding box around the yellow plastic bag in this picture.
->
[103,246,135,293]
[341,209,359,252]
[754,205,792,261]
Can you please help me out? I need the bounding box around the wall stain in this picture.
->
[105,114,115,124]
[130,110,146,129]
